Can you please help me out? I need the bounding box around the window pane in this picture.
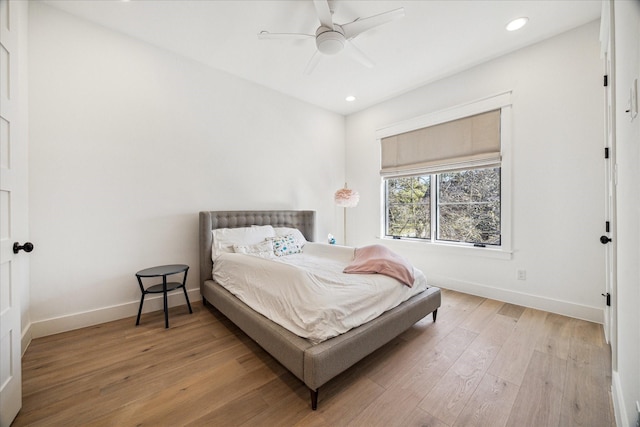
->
[385,176,430,238]
[437,167,501,245]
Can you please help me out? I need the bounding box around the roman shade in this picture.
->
[381,109,501,176]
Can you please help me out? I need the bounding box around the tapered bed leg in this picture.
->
[310,388,318,410]
[202,296,207,307]
[432,309,438,322]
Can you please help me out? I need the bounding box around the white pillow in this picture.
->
[273,227,307,248]
[212,225,275,259]
[233,240,275,259]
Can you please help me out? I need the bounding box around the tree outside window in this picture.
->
[385,167,500,246]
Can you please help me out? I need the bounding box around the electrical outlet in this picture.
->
[517,270,526,281]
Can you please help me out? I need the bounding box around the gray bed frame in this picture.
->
[199,210,441,410]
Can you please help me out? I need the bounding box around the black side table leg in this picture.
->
[181,269,193,314]
[163,277,169,328]
[182,286,193,314]
[136,293,145,326]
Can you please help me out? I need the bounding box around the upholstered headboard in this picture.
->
[199,210,316,285]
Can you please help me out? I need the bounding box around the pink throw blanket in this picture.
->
[343,244,415,287]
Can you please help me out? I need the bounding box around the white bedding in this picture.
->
[212,242,429,343]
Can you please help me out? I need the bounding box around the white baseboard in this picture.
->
[611,371,636,427]
[29,288,202,339]
[21,323,32,356]
[431,276,603,324]
[611,370,627,427]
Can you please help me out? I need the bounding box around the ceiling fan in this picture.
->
[258,0,405,74]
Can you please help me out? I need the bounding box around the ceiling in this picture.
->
[43,0,601,115]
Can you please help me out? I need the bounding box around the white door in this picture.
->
[0,0,27,425]
[600,0,617,362]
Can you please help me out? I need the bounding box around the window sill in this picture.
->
[378,236,513,260]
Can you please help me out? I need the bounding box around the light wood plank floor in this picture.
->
[13,289,615,426]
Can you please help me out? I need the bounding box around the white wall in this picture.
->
[612,1,640,425]
[27,2,345,336]
[345,21,606,322]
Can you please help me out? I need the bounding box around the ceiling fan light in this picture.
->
[506,17,528,31]
[316,31,345,55]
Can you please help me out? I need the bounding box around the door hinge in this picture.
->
[602,292,611,306]
[605,147,610,159]
[604,75,608,87]
[606,221,610,233]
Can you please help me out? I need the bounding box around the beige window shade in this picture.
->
[381,109,501,176]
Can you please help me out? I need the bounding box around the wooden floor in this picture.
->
[13,289,615,427]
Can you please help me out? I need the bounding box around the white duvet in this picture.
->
[212,242,429,344]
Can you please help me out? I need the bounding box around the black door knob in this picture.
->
[600,235,612,244]
[13,242,34,254]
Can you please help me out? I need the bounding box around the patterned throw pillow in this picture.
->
[270,234,302,257]
[273,227,307,248]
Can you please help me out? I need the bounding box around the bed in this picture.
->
[199,210,441,409]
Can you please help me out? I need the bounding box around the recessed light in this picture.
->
[345,95,356,102]
[506,17,528,32]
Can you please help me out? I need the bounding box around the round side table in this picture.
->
[135,264,193,328]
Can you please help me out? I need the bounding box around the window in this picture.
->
[437,167,500,245]
[378,93,511,250]
[386,175,431,239]
[385,167,500,245]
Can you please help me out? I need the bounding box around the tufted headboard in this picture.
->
[199,210,316,285]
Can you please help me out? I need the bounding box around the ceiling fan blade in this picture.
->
[313,0,334,30]
[342,7,405,40]
[258,31,314,40]
[345,41,375,68]
[304,51,322,75]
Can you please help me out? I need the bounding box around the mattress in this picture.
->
[212,242,429,344]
